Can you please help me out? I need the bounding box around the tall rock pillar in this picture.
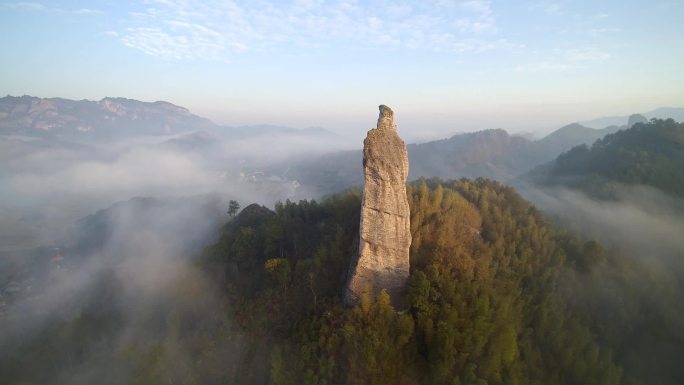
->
[345,105,411,307]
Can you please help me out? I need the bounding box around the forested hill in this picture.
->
[278,123,629,196]
[527,118,684,197]
[195,178,680,385]
[281,129,546,195]
[3,179,682,384]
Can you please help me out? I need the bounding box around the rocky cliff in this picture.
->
[345,105,411,307]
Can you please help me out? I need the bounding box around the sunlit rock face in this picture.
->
[345,105,411,307]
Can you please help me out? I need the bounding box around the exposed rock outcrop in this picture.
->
[345,105,411,307]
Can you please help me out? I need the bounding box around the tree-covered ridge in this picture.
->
[202,179,623,385]
[532,118,684,197]
[4,179,680,384]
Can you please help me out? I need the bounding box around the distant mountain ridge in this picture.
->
[5,95,681,196]
[408,129,536,180]
[526,118,684,197]
[534,122,621,159]
[579,107,684,129]
[0,95,214,140]
[281,123,634,194]
[285,107,684,195]
[0,95,336,142]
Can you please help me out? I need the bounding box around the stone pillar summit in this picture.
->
[344,105,411,307]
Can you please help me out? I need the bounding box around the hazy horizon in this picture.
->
[4,93,683,143]
[2,1,683,140]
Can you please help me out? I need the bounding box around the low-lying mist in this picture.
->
[2,119,684,383]
[520,184,684,266]
[0,130,346,383]
[0,128,354,248]
[0,194,248,384]
[519,183,684,383]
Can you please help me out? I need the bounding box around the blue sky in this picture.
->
[1,0,683,140]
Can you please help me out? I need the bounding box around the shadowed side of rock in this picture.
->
[345,105,411,308]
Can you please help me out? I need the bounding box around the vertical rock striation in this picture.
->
[345,105,411,307]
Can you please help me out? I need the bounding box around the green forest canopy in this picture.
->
[532,118,684,197]
[196,178,682,385]
[3,178,682,385]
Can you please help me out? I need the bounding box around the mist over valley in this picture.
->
[2,1,684,383]
[2,94,683,384]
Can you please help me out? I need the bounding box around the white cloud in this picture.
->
[460,0,493,16]
[516,44,610,73]
[433,37,522,53]
[530,1,564,16]
[455,18,497,33]
[114,0,514,60]
[515,61,576,73]
[590,27,621,37]
[564,47,610,62]
[3,2,47,11]
[73,8,103,15]
[455,0,497,33]
[2,2,102,15]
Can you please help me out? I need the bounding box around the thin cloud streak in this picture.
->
[113,0,515,60]
[2,2,102,15]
